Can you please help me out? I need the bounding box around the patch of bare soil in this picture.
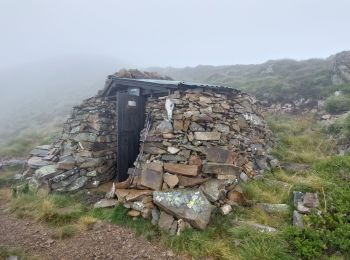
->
[0,195,183,260]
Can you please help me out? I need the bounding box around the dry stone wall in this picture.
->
[115,87,277,232]
[25,96,117,192]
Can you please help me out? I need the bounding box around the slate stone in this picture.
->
[115,189,153,202]
[161,154,187,162]
[94,199,119,208]
[158,211,175,232]
[203,163,241,175]
[200,179,226,202]
[156,120,173,134]
[293,210,304,228]
[62,176,88,192]
[303,193,320,208]
[189,122,205,132]
[164,163,200,176]
[163,173,179,189]
[257,203,289,214]
[35,165,59,180]
[28,157,51,169]
[140,169,163,190]
[194,132,221,141]
[177,175,208,187]
[153,189,215,230]
[143,144,167,155]
[205,147,237,164]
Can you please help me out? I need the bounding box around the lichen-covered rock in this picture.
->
[153,189,215,230]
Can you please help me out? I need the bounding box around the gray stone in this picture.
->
[240,172,249,182]
[293,191,304,207]
[94,199,118,208]
[161,154,187,162]
[65,176,88,192]
[194,132,221,141]
[257,203,289,214]
[189,122,205,132]
[215,123,230,133]
[35,165,59,180]
[200,179,225,202]
[303,193,320,208]
[151,208,160,225]
[203,163,240,175]
[220,204,232,215]
[153,189,215,230]
[28,157,51,168]
[293,210,304,228]
[158,211,175,232]
[156,120,173,134]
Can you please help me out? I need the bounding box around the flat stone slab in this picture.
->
[202,162,241,175]
[115,189,153,202]
[257,203,290,214]
[140,169,163,190]
[194,132,221,141]
[164,163,199,176]
[205,147,237,164]
[35,165,59,180]
[153,189,215,230]
[28,157,51,169]
[178,175,208,187]
[94,199,119,208]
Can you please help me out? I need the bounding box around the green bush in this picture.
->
[325,95,350,114]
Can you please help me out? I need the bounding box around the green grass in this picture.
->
[0,127,60,157]
[0,246,34,260]
[266,114,336,163]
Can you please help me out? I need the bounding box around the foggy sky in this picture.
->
[1,0,349,69]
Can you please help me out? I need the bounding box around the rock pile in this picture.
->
[114,87,276,232]
[25,96,117,192]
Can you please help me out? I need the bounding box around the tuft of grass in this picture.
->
[53,224,77,239]
[77,216,97,231]
[0,246,32,260]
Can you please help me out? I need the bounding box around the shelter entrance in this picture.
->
[116,91,145,181]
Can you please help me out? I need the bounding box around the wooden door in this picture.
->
[116,92,145,181]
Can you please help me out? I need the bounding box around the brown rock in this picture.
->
[115,189,153,202]
[140,169,163,190]
[178,175,208,187]
[227,190,246,205]
[173,120,184,131]
[128,209,141,217]
[164,163,200,176]
[163,173,179,188]
[189,155,202,166]
[205,147,237,164]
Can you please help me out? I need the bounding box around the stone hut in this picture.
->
[24,70,276,231]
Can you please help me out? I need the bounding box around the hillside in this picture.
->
[150,51,350,103]
[0,55,127,145]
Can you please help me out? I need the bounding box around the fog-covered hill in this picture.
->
[0,55,127,144]
[150,51,350,103]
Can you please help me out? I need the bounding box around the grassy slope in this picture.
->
[1,114,349,259]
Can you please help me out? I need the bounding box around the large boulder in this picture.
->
[153,189,215,230]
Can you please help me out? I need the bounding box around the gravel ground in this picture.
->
[0,195,185,260]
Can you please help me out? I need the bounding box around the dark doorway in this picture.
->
[116,91,146,181]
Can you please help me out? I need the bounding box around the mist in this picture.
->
[0,0,350,144]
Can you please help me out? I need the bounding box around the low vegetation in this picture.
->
[1,113,349,259]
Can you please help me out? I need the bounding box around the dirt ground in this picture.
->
[0,193,184,260]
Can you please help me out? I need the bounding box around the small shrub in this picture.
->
[325,95,350,114]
